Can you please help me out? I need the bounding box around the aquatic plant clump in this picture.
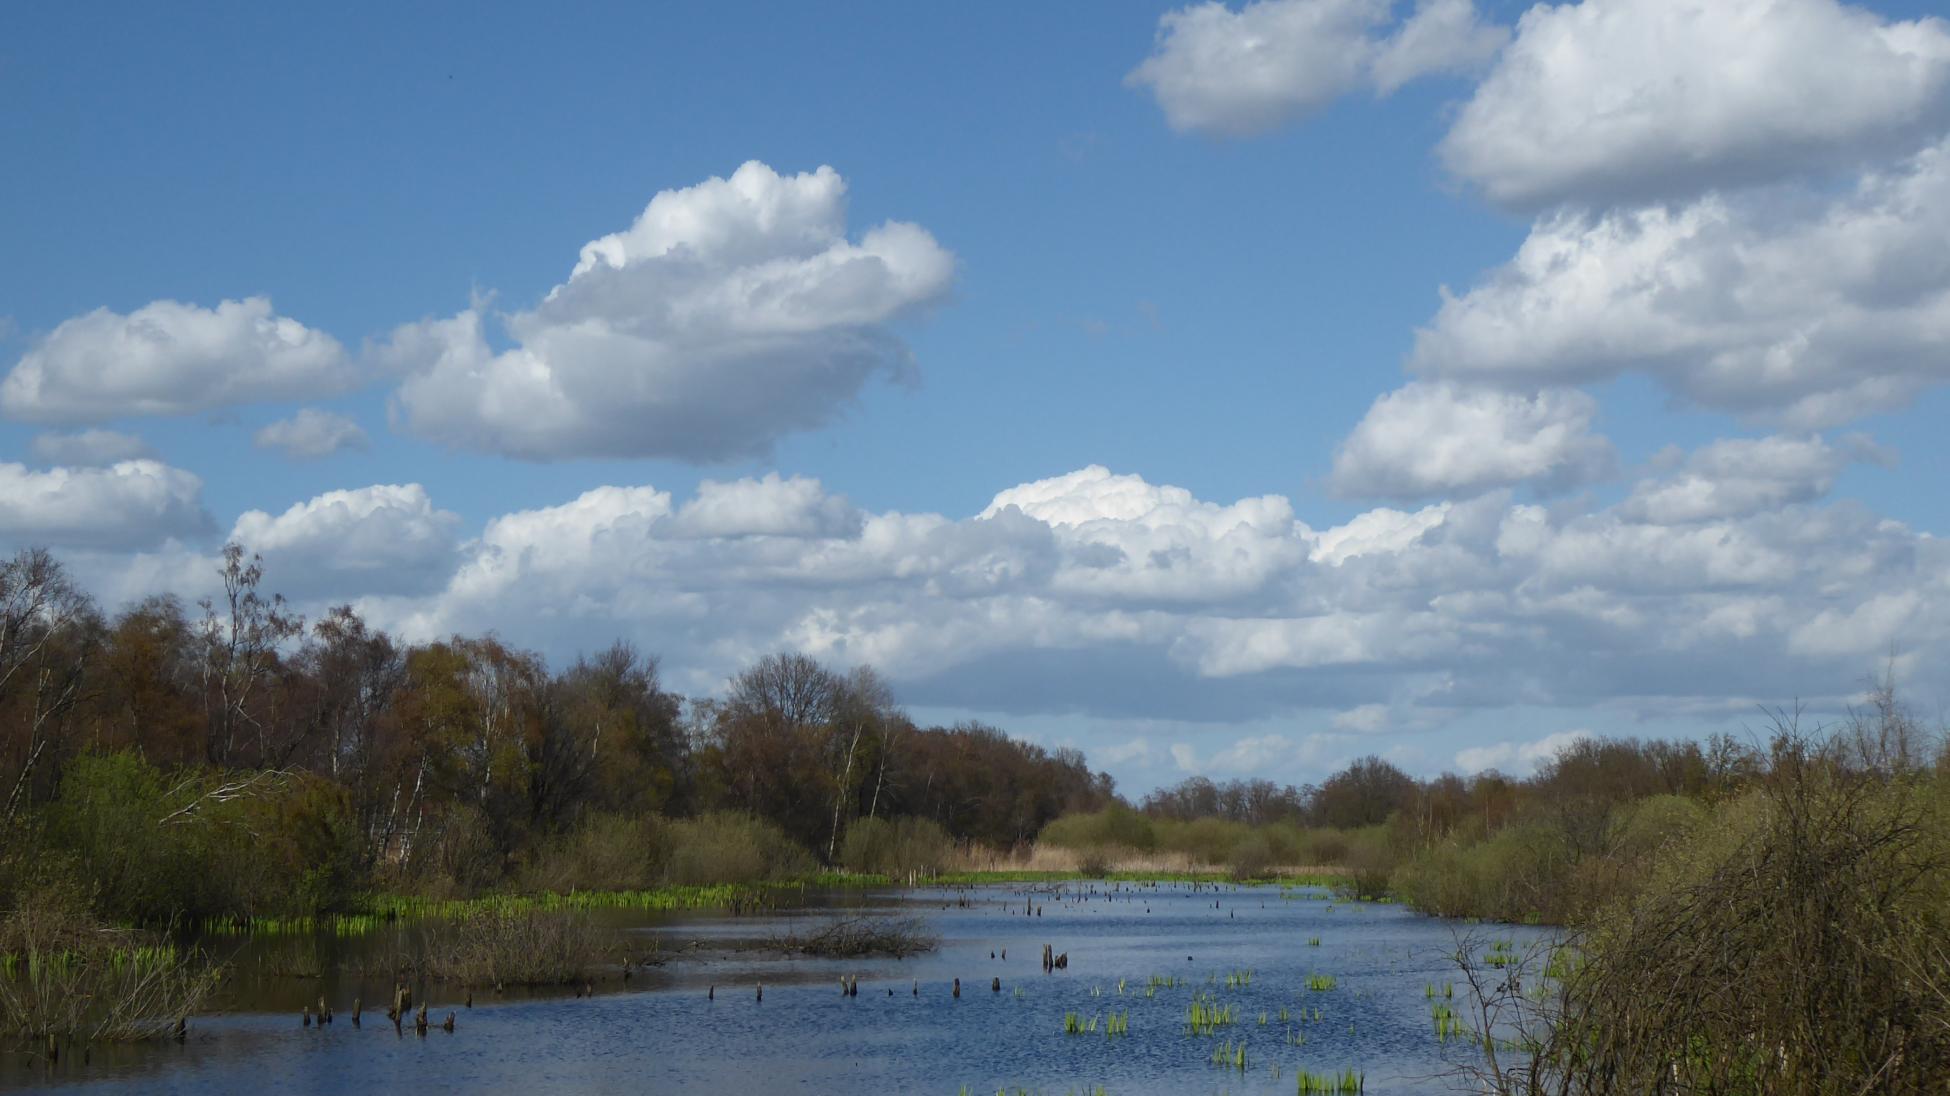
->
[1185,993,1238,1035]
[766,915,938,959]
[1294,1067,1364,1093]
[0,944,219,1046]
[427,908,615,987]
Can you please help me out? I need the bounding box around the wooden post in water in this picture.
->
[351,998,362,1027]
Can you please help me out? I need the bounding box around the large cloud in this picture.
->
[1128,0,1506,136]
[0,460,211,549]
[1329,381,1615,500]
[228,484,462,597]
[1,298,352,422]
[381,162,955,461]
[1412,136,1950,427]
[261,457,1943,728]
[1441,0,1950,210]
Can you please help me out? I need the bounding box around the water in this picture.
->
[3,883,1548,1094]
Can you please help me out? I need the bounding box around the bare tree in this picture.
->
[197,544,302,767]
[1,548,101,823]
[826,665,895,861]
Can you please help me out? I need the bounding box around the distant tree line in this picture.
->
[0,546,1112,916]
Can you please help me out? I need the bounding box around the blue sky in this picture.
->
[4,0,1949,795]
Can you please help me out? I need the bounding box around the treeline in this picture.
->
[0,546,1111,922]
[1044,688,1950,920]
[1040,687,1950,1090]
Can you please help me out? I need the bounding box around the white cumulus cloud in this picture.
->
[380,162,955,461]
[1330,381,1614,499]
[0,460,210,549]
[1619,435,1878,524]
[1129,0,1505,136]
[70,458,1949,738]
[669,473,862,540]
[228,484,462,596]
[1441,0,1950,210]
[1,298,352,422]
[1412,137,1950,427]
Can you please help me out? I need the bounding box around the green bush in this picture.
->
[46,753,190,919]
[1038,804,1157,851]
[1041,809,1359,871]
[1536,749,1950,1091]
[1155,816,1247,863]
[661,812,813,885]
[839,816,953,878]
[39,753,363,922]
[1228,834,1274,880]
[518,812,665,893]
[252,775,363,915]
[1392,821,1573,921]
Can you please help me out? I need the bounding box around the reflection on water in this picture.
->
[2,883,1547,1094]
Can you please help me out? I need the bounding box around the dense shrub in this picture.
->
[1039,808,1369,872]
[839,816,952,878]
[35,753,363,922]
[1227,834,1273,880]
[661,812,813,885]
[1391,823,1574,921]
[1528,740,1950,1093]
[518,812,666,893]
[1037,803,1157,852]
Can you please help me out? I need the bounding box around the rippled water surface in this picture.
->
[4,883,1547,1094]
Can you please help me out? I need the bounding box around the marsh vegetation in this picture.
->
[7,544,1950,1091]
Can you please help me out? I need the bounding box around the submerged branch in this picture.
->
[765,915,938,959]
